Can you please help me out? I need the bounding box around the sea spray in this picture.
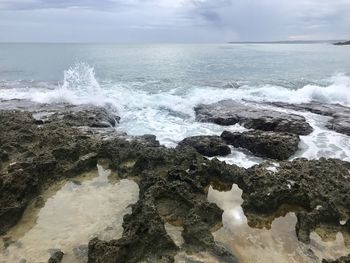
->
[0,64,349,161]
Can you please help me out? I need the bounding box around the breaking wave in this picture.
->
[0,63,349,162]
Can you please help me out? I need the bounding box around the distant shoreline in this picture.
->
[333,41,350,46]
[228,40,344,44]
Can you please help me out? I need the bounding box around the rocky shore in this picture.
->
[1,99,350,263]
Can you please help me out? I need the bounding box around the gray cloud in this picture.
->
[0,0,131,10]
[0,0,349,42]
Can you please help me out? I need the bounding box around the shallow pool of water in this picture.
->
[0,165,139,263]
[208,185,350,263]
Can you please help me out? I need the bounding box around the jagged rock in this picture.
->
[195,100,312,135]
[48,105,119,128]
[3,99,350,262]
[0,100,244,261]
[48,250,64,263]
[239,158,350,244]
[323,254,350,263]
[88,155,244,262]
[270,101,350,136]
[132,134,161,148]
[177,136,231,157]
[0,99,120,128]
[327,113,350,136]
[221,130,300,160]
[0,110,99,233]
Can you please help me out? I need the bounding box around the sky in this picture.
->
[0,0,349,43]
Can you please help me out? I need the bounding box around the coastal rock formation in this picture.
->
[2,99,350,262]
[177,135,231,157]
[221,130,300,160]
[0,110,99,234]
[195,100,313,135]
[334,41,350,46]
[0,99,120,128]
[270,101,350,136]
[239,158,350,244]
[88,148,242,262]
[48,251,64,263]
[323,254,350,263]
[0,99,244,262]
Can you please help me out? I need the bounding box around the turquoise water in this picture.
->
[0,43,350,165]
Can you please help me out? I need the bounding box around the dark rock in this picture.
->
[133,134,161,148]
[0,99,120,128]
[0,101,245,261]
[323,255,350,262]
[0,149,8,162]
[334,41,350,46]
[48,250,64,263]
[177,136,231,157]
[0,110,99,233]
[221,130,300,160]
[327,113,350,136]
[48,105,119,128]
[195,100,313,135]
[239,158,350,244]
[73,245,89,262]
[88,148,244,262]
[270,101,350,136]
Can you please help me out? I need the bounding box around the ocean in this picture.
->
[0,43,350,166]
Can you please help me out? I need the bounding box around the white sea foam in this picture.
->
[0,63,349,162]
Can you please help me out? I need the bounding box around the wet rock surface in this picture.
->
[0,99,120,128]
[270,101,350,136]
[177,135,231,157]
[0,99,243,262]
[221,130,300,160]
[323,254,350,263]
[2,98,350,262]
[194,100,313,135]
[48,250,64,263]
[239,158,350,245]
[89,144,243,262]
[0,110,99,234]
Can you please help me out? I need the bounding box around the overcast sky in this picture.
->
[0,0,349,43]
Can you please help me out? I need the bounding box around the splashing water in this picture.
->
[0,63,349,161]
[61,62,101,94]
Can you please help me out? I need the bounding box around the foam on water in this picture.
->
[0,63,349,163]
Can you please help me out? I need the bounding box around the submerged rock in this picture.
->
[270,101,350,136]
[195,100,313,135]
[239,158,350,244]
[48,250,64,263]
[177,136,231,157]
[221,130,300,160]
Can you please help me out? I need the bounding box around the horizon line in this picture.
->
[0,39,347,45]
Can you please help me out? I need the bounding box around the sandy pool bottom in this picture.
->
[208,185,350,263]
[0,165,139,263]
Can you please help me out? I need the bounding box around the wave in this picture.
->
[0,63,349,161]
[1,62,349,108]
